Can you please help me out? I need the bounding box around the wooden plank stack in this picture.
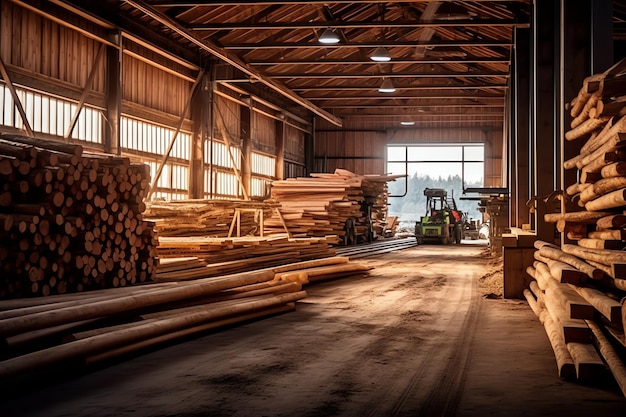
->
[265,169,402,241]
[0,134,158,298]
[144,199,276,237]
[524,61,626,396]
[154,234,339,278]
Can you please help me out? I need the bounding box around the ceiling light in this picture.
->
[378,78,396,93]
[318,28,340,44]
[370,47,391,62]
[400,121,415,126]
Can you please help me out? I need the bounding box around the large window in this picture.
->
[1,82,104,143]
[387,144,484,225]
[121,115,191,201]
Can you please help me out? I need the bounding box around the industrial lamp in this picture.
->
[318,28,340,44]
[370,46,391,62]
[378,78,396,93]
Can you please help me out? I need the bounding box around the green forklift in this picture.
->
[415,188,464,245]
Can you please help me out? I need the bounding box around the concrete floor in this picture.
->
[0,243,625,416]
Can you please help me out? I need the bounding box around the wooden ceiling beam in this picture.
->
[305,94,504,100]
[249,57,510,65]
[320,103,505,108]
[223,40,513,49]
[292,84,508,91]
[188,19,528,30]
[151,0,529,5]
[270,71,509,79]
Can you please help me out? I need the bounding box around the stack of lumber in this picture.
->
[154,234,339,279]
[144,199,276,237]
[0,134,158,298]
[265,169,402,241]
[0,257,370,380]
[525,61,626,396]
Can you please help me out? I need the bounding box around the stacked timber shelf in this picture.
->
[264,168,402,243]
[524,60,626,397]
[0,134,158,298]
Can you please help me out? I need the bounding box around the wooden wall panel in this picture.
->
[252,111,275,154]
[315,130,386,175]
[284,124,305,164]
[0,2,105,94]
[214,94,240,145]
[122,54,191,118]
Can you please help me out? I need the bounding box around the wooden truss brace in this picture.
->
[147,69,205,200]
[64,42,106,139]
[0,55,34,137]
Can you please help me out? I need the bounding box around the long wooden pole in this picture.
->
[0,292,307,379]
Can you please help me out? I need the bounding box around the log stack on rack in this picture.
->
[0,134,158,299]
[264,169,402,242]
[524,60,626,396]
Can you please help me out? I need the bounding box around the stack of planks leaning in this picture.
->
[524,60,626,397]
[0,134,158,299]
[0,256,371,381]
[264,168,402,242]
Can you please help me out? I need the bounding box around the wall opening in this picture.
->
[386,143,484,230]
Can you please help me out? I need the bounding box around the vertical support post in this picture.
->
[515,27,531,228]
[591,0,613,74]
[240,100,252,198]
[275,118,285,180]
[560,0,591,236]
[508,53,517,227]
[532,0,558,243]
[105,30,122,155]
[305,122,315,175]
[190,72,210,199]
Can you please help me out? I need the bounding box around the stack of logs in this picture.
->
[524,61,626,396]
[0,256,370,382]
[264,169,401,242]
[0,134,158,298]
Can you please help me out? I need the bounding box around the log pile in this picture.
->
[0,134,158,299]
[144,199,276,237]
[525,61,626,396]
[0,257,370,381]
[264,169,402,242]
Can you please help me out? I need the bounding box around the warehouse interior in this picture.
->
[1,0,626,415]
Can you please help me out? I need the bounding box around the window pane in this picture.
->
[386,162,406,175]
[387,146,406,161]
[464,146,484,161]
[408,146,462,161]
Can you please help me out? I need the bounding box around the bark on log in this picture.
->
[565,116,609,141]
[544,211,612,224]
[585,188,626,211]
[535,241,604,280]
[597,214,626,229]
[586,319,626,397]
[566,342,607,380]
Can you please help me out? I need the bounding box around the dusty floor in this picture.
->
[1,242,625,416]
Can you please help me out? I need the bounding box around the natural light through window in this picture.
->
[386,144,484,227]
